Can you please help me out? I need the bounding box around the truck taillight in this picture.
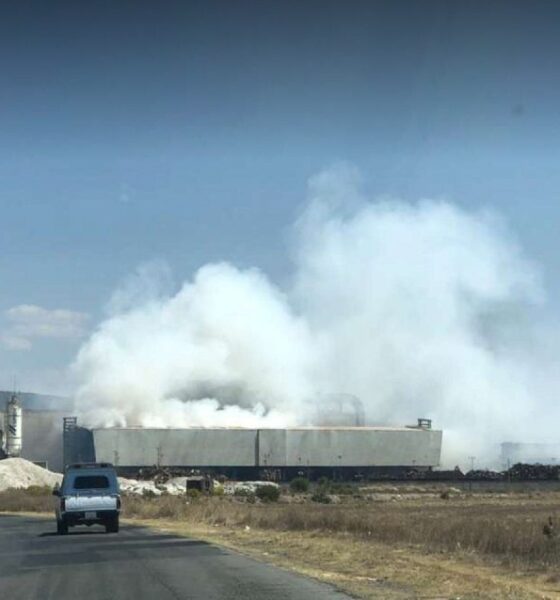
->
[60,498,66,511]
[116,497,121,510]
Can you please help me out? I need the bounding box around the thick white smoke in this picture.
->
[71,165,557,464]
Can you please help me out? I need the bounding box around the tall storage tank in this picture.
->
[6,394,23,457]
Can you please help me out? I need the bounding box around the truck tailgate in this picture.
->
[65,495,117,512]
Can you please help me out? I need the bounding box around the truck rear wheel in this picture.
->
[105,516,119,533]
[57,520,68,535]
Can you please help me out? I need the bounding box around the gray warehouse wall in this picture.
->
[21,410,65,472]
[92,426,442,469]
[93,428,259,467]
[259,428,442,468]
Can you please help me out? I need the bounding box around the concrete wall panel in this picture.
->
[258,428,442,468]
[93,428,258,467]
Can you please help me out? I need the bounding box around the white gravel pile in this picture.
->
[0,457,62,491]
[164,477,188,494]
[118,477,187,496]
[118,476,222,496]
[118,477,165,496]
[223,481,278,495]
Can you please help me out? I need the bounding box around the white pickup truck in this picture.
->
[53,463,121,535]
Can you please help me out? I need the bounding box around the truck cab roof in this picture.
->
[62,463,119,495]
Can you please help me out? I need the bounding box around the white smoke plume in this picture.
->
[71,164,558,465]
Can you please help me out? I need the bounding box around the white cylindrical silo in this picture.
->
[6,394,22,457]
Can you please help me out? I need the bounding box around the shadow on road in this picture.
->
[38,529,108,537]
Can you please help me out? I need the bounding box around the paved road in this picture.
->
[0,514,351,600]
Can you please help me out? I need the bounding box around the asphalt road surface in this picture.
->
[0,514,351,600]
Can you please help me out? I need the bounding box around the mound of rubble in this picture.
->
[0,457,62,491]
[506,463,560,480]
[118,476,192,496]
[223,481,278,495]
[118,477,277,496]
[0,459,280,497]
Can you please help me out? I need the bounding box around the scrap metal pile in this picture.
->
[505,463,560,480]
[407,463,560,481]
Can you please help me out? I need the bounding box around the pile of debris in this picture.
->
[464,469,503,481]
[409,468,465,481]
[0,458,62,491]
[118,477,165,496]
[507,463,560,481]
[223,481,279,495]
[119,474,217,496]
[406,463,560,482]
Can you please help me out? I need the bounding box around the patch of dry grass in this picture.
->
[123,493,560,569]
[0,486,54,513]
[4,486,560,568]
[133,518,557,599]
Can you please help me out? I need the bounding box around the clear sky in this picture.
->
[1,0,559,394]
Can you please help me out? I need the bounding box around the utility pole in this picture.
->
[467,456,476,493]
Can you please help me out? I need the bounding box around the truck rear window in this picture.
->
[73,475,110,489]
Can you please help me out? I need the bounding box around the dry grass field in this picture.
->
[124,492,560,568]
[4,484,560,598]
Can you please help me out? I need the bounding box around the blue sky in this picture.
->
[1,0,559,393]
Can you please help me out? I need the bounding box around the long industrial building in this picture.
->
[65,420,443,480]
[0,391,443,480]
